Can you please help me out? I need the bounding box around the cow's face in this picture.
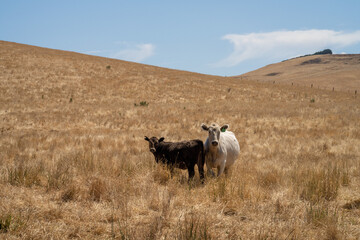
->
[144,136,164,153]
[201,123,229,147]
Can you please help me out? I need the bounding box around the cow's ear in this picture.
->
[201,123,209,131]
[220,124,229,132]
[144,136,150,141]
[159,137,165,142]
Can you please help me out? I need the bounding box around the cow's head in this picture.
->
[201,123,229,147]
[144,136,165,153]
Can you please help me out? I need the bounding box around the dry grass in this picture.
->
[238,54,360,92]
[1,41,360,239]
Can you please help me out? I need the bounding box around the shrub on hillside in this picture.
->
[283,49,333,62]
[313,49,332,55]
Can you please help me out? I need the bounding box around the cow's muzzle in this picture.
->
[150,148,156,153]
[211,141,218,146]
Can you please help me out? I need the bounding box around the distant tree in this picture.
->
[282,49,333,62]
[313,49,332,55]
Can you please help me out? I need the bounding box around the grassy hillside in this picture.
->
[237,54,360,92]
[1,41,360,239]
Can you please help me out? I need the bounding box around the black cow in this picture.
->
[144,136,205,182]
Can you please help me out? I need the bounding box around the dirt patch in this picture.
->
[300,58,322,65]
[265,72,281,76]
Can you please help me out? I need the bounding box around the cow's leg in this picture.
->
[197,152,205,183]
[188,165,195,180]
[224,165,232,176]
[206,159,215,177]
[217,160,226,177]
[198,164,205,182]
[207,167,215,177]
[169,165,175,178]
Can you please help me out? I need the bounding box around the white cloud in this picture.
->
[217,29,360,67]
[111,43,155,62]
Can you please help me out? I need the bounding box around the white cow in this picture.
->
[201,123,240,177]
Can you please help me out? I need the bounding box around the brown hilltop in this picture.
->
[237,54,360,92]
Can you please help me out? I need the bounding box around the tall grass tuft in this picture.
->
[295,163,347,203]
[210,177,227,202]
[176,212,212,240]
[88,177,108,202]
[305,203,338,228]
[0,214,12,233]
[0,212,27,234]
[7,159,42,187]
[46,158,72,190]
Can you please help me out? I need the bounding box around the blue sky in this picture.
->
[1,1,360,76]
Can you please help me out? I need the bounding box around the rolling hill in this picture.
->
[237,54,360,92]
[1,41,360,239]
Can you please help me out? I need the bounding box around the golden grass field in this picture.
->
[1,41,360,239]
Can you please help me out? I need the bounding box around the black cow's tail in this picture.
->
[197,139,205,182]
